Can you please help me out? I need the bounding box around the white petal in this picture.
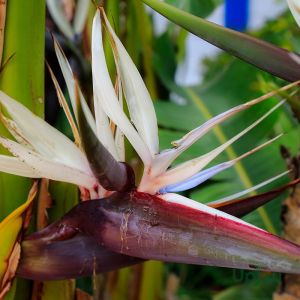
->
[0,92,92,174]
[156,100,284,189]
[161,193,261,230]
[91,11,152,165]
[47,0,74,39]
[287,0,300,26]
[115,77,125,161]
[0,155,40,178]
[73,0,90,35]
[93,94,119,160]
[152,82,299,176]
[102,10,159,156]
[53,38,96,132]
[0,137,96,188]
[0,115,33,149]
[90,13,123,160]
[159,135,282,193]
[209,171,290,205]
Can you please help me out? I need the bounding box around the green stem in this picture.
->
[0,0,45,220]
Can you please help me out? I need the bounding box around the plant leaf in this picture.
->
[0,182,37,297]
[143,0,300,82]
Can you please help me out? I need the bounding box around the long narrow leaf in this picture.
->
[143,0,300,82]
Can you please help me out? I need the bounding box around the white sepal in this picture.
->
[102,11,159,156]
[0,137,96,189]
[0,91,92,175]
[91,11,152,165]
[156,100,284,189]
[152,82,298,177]
[0,155,40,178]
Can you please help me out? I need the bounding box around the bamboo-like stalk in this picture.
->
[0,0,45,220]
[0,0,6,67]
[0,1,45,299]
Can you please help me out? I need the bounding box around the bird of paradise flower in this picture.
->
[0,7,300,282]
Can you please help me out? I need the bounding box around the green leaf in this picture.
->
[144,0,300,82]
[214,273,280,300]
[0,0,45,220]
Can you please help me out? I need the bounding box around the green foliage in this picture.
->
[0,0,45,220]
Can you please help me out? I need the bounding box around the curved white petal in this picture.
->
[159,135,282,193]
[156,100,284,189]
[152,82,299,176]
[0,92,92,174]
[115,77,125,161]
[0,137,96,189]
[91,11,152,165]
[102,10,159,156]
[0,155,40,178]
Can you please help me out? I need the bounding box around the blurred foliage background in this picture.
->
[1,0,300,299]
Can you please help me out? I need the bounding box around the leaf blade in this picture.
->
[143,0,300,82]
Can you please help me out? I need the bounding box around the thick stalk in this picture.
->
[0,0,45,220]
[0,1,45,299]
